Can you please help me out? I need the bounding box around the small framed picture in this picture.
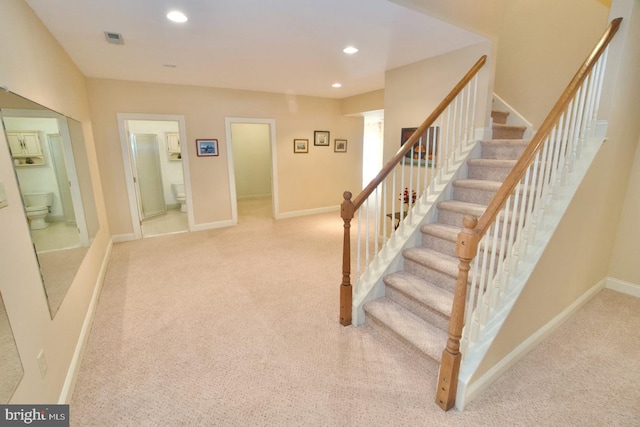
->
[196,139,218,157]
[314,130,330,146]
[293,139,309,153]
[334,139,347,153]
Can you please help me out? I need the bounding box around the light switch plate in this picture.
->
[0,182,8,209]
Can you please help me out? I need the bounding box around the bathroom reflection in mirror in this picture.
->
[0,91,99,318]
[0,291,24,403]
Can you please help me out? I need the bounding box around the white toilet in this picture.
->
[23,192,54,230]
[171,183,187,213]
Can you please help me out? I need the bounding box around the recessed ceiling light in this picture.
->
[332,83,342,88]
[343,46,358,54]
[167,11,188,23]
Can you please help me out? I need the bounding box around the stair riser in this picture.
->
[481,144,528,160]
[493,127,525,139]
[491,111,508,125]
[385,286,450,332]
[421,234,457,258]
[453,186,497,206]
[467,164,513,181]
[364,314,441,363]
[403,259,457,292]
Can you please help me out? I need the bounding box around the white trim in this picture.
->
[58,239,113,404]
[455,278,605,411]
[116,113,193,239]
[111,233,136,243]
[190,220,235,232]
[606,277,640,297]
[276,205,338,220]
[224,118,279,222]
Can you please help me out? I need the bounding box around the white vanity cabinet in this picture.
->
[7,131,45,166]
[167,132,181,160]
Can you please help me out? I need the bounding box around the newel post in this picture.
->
[340,191,354,326]
[435,215,479,411]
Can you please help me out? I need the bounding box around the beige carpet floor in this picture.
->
[70,198,640,426]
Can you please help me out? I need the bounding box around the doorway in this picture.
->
[225,118,278,222]
[118,114,192,239]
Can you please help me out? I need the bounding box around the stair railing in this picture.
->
[435,17,622,411]
[340,55,487,326]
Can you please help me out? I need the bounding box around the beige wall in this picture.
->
[471,0,640,383]
[87,79,363,235]
[341,90,385,116]
[384,42,494,163]
[0,0,110,403]
[494,0,610,127]
[609,136,640,284]
[231,123,272,199]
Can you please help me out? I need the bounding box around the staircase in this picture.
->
[363,111,527,364]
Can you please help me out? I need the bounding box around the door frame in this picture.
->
[117,113,192,239]
[224,117,279,222]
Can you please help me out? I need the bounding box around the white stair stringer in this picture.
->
[455,122,607,411]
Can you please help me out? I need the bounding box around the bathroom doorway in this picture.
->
[117,114,192,239]
[225,118,279,222]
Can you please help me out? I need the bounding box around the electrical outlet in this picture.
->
[37,349,48,379]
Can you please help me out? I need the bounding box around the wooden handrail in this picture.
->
[351,55,487,212]
[339,55,488,326]
[435,17,622,411]
[475,17,621,239]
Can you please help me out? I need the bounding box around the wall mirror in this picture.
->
[0,291,23,403]
[0,90,100,319]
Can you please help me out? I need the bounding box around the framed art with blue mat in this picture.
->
[401,126,438,166]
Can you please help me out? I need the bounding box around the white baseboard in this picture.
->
[456,278,605,411]
[606,277,640,297]
[58,238,113,404]
[275,205,339,220]
[112,233,136,243]
[191,219,235,232]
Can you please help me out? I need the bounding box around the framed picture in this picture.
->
[334,139,347,153]
[196,139,218,157]
[400,127,439,166]
[294,139,309,153]
[314,130,330,146]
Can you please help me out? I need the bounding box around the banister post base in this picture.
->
[435,349,461,411]
[340,283,352,326]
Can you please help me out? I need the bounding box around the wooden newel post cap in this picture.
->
[462,215,477,231]
[343,191,352,201]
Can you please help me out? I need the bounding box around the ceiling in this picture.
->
[24,0,485,99]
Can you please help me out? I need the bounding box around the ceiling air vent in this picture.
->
[104,31,124,45]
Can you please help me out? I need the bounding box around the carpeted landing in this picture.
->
[70,199,640,426]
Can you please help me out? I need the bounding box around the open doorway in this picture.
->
[225,118,278,222]
[118,114,192,239]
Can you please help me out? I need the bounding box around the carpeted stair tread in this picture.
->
[364,298,448,362]
[466,158,517,168]
[452,179,503,192]
[492,123,526,132]
[402,247,460,278]
[384,271,454,318]
[437,199,487,217]
[420,223,461,241]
